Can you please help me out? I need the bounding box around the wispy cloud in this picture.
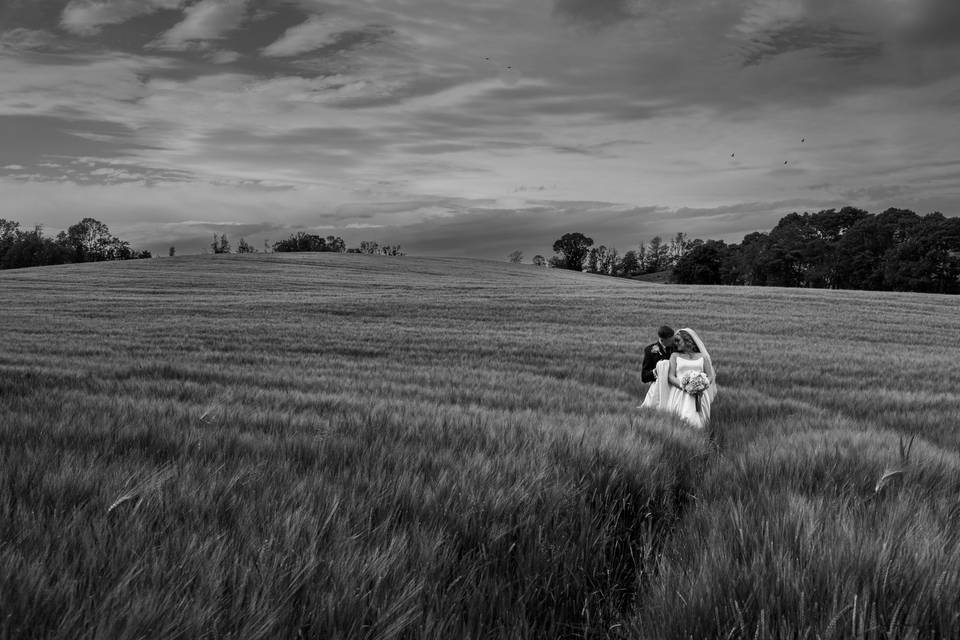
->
[0,28,76,53]
[261,14,368,57]
[151,0,249,50]
[61,0,184,36]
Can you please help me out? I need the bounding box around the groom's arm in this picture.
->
[640,345,658,383]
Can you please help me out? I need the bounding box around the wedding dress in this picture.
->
[640,327,715,429]
[668,356,711,429]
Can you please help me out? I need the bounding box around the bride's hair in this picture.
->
[678,330,700,352]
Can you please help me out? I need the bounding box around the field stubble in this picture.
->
[2,253,960,639]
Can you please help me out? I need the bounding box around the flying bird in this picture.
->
[730,153,735,158]
[801,138,806,143]
[784,160,789,165]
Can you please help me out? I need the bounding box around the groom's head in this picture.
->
[657,325,676,347]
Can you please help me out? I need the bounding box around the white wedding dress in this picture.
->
[669,356,711,429]
[640,328,715,429]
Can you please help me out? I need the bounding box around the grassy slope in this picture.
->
[2,254,959,639]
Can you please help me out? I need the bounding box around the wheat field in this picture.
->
[2,253,959,639]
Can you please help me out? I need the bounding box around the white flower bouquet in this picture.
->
[680,370,711,412]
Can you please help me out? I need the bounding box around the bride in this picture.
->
[640,328,716,429]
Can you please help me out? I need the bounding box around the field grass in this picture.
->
[2,253,959,639]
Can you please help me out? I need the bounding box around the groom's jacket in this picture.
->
[641,342,675,383]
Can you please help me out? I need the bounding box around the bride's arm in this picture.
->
[667,354,680,389]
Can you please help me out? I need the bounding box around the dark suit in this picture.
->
[641,341,675,383]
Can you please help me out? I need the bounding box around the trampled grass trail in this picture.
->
[2,253,959,639]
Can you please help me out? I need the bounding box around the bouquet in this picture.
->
[680,371,711,412]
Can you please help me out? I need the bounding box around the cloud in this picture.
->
[0,28,76,53]
[208,49,241,64]
[737,22,883,67]
[261,14,367,57]
[152,0,249,50]
[552,0,645,28]
[61,0,184,36]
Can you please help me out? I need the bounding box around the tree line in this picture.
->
[673,207,960,294]
[516,231,694,276]
[0,217,151,270]
[213,233,405,256]
[535,206,960,294]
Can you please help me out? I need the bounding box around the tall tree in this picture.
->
[552,232,593,271]
[643,236,669,273]
[619,250,641,277]
[58,218,117,262]
[668,232,692,265]
[587,245,608,274]
[508,250,524,264]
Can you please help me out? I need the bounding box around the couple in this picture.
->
[639,326,716,429]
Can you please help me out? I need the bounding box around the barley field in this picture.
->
[2,254,959,639]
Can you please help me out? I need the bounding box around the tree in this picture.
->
[57,218,125,262]
[732,232,770,286]
[273,233,325,252]
[508,250,523,264]
[552,232,593,271]
[211,234,231,254]
[1,225,70,269]
[169,246,176,257]
[359,241,380,255]
[668,232,692,266]
[673,240,731,284]
[1,217,147,270]
[881,213,960,294]
[325,236,346,253]
[834,209,921,290]
[643,236,669,273]
[602,247,620,276]
[532,255,546,267]
[237,238,255,254]
[587,245,608,274]
[618,250,641,277]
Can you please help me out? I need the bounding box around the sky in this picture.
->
[2,0,959,259]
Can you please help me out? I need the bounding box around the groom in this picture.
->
[641,325,678,383]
